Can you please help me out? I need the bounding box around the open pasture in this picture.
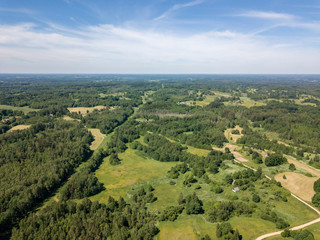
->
[90,148,177,203]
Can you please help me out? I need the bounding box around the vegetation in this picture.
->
[2,75,320,239]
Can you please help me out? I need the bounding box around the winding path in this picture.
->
[255,185,320,240]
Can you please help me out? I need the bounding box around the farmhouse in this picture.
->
[232,187,240,193]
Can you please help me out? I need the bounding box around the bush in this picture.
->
[289,163,296,171]
[252,194,260,203]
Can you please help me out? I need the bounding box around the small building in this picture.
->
[232,187,240,193]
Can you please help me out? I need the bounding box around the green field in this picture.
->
[0,104,39,113]
[90,148,178,203]
[157,215,216,240]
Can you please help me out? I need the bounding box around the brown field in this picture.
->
[88,128,105,150]
[63,116,80,121]
[212,143,248,162]
[275,172,317,202]
[67,106,106,116]
[8,125,31,132]
[285,155,320,178]
[224,125,243,142]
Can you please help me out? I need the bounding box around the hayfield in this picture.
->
[67,105,106,116]
[275,172,317,202]
[88,128,105,150]
[8,125,31,132]
[63,116,80,121]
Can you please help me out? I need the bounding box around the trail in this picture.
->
[255,172,320,239]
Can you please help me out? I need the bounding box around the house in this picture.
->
[232,187,240,193]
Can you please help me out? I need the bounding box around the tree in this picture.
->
[265,154,287,167]
[313,178,320,192]
[312,192,320,206]
[185,192,203,214]
[183,172,195,186]
[109,153,121,165]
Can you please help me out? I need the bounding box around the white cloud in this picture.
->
[0,23,319,73]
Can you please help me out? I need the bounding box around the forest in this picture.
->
[1,74,320,239]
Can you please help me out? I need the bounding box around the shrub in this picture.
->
[252,194,261,203]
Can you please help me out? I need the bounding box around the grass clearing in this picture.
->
[0,104,38,113]
[273,195,319,226]
[224,96,266,108]
[88,128,105,150]
[230,217,277,240]
[275,172,317,202]
[157,215,216,240]
[90,148,177,204]
[8,125,31,132]
[186,145,211,157]
[67,105,106,116]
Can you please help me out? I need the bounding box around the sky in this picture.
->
[0,0,320,74]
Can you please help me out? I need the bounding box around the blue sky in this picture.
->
[0,0,320,73]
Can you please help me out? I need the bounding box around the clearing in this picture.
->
[63,116,80,121]
[0,104,38,113]
[90,148,177,203]
[8,125,31,132]
[88,128,105,150]
[157,215,216,240]
[275,172,317,202]
[67,106,106,116]
[224,125,243,143]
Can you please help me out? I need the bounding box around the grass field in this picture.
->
[273,195,319,226]
[157,215,216,240]
[67,105,106,116]
[230,217,278,240]
[224,96,266,108]
[275,172,317,202]
[88,128,105,150]
[90,148,177,204]
[8,124,31,132]
[186,145,211,157]
[0,104,38,113]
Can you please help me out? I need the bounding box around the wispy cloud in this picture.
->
[154,0,205,21]
[0,7,35,15]
[237,10,320,33]
[0,22,319,73]
[238,10,295,21]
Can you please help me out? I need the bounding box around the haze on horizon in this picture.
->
[0,0,320,74]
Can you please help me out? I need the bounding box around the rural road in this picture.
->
[255,193,320,239]
[256,218,320,240]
